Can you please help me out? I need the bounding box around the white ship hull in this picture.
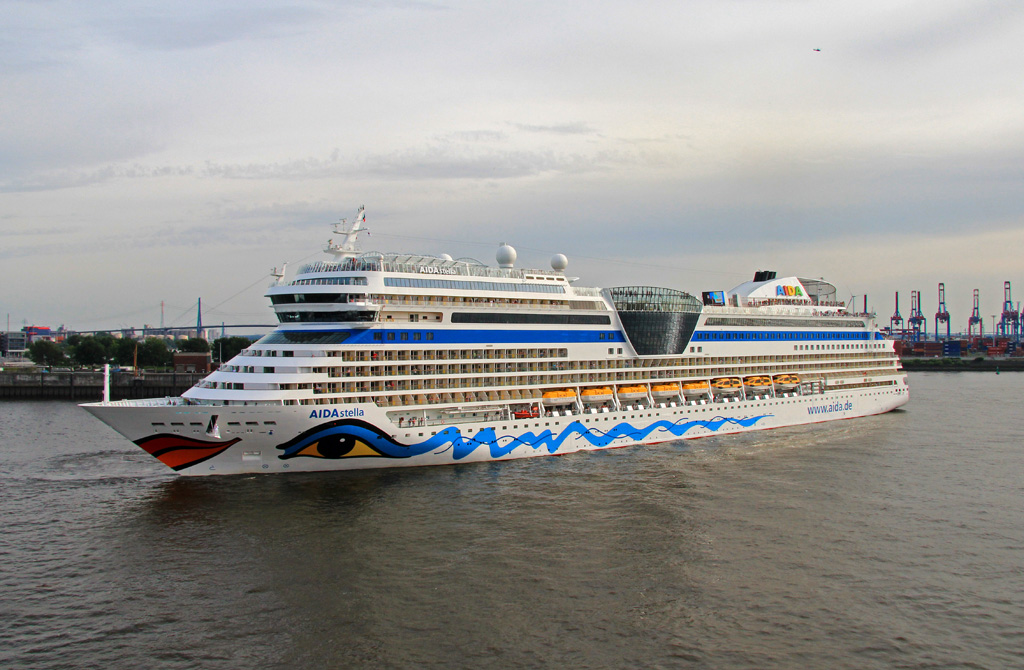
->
[83,379,908,476]
[80,209,911,476]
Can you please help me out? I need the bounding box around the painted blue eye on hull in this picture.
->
[275,415,773,461]
[276,419,435,459]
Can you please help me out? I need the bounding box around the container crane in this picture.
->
[935,283,951,341]
[999,281,1020,342]
[968,289,982,345]
[908,290,926,342]
[890,292,903,336]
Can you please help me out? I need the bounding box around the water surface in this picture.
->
[1,372,1022,669]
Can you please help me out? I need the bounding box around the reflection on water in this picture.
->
[2,373,1024,669]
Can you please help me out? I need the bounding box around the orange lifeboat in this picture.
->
[651,383,681,398]
[711,377,742,394]
[580,387,614,403]
[773,373,801,389]
[681,381,710,397]
[616,385,648,400]
[743,376,773,389]
[541,389,577,405]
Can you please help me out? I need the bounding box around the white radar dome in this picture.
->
[440,253,453,261]
[550,253,568,271]
[496,243,517,268]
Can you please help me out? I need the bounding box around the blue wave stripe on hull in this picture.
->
[280,415,773,461]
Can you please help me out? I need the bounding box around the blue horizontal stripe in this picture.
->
[692,330,878,342]
[283,328,629,345]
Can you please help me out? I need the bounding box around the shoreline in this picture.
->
[900,357,1024,372]
[0,370,204,401]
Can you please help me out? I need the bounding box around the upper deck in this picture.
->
[263,210,869,338]
[296,252,568,283]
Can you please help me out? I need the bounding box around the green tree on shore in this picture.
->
[112,338,137,366]
[212,336,254,363]
[137,338,172,368]
[28,340,69,367]
[178,338,210,353]
[23,334,238,370]
[71,337,108,366]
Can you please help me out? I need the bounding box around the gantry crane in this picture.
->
[934,283,951,341]
[968,289,982,344]
[890,292,903,336]
[908,290,926,342]
[999,281,1020,342]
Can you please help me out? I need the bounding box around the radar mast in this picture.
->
[324,206,367,260]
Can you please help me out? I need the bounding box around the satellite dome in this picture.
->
[550,253,568,271]
[440,253,453,261]
[496,243,517,268]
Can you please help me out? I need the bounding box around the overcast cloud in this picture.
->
[3,0,1024,332]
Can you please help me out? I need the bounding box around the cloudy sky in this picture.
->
[4,0,1024,335]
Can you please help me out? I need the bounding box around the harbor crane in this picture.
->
[998,281,1020,342]
[890,292,903,336]
[968,289,982,343]
[935,283,951,341]
[908,290,926,342]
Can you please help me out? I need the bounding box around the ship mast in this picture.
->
[324,206,367,260]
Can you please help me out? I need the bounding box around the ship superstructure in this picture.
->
[83,209,908,475]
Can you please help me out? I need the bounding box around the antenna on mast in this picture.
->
[324,206,367,260]
[271,263,288,286]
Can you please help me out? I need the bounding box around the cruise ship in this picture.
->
[83,208,908,476]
